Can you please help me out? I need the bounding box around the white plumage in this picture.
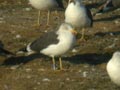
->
[29,0,64,25]
[40,23,76,57]
[106,51,120,86]
[65,0,91,28]
[23,23,77,70]
[65,0,93,40]
[29,0,58,10]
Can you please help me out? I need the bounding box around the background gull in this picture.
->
[106,51,120,86]
[29,0,64,26]
[18,23,77,70]
[93,0,120,16]
[65,0,93,41]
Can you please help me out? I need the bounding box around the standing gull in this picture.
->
[106,51,120,86]
[65,0,93,41]
[19,23,77,70]
[29,0,64,26]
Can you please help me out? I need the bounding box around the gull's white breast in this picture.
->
[107,58,120,86]
[29,0,58,10]
[40,32,76,57]
[65,3,91,28]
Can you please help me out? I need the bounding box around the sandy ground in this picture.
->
[0,0,120,90]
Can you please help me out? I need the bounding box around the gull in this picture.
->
[65,0,93,41]
[29,0,64,26]
[106,51,120,86]
[18,23,77,70]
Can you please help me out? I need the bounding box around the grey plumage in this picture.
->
[85,6,93,27]
[18,23,77,70]
[30,31,59,52]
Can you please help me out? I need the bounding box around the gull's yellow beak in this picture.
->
[71,29,78,35]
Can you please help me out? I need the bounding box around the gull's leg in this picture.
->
[59,57,63,70]
[80,28,86,41]
[52,56,56,70]
[47,10,50,25]
[54,10,58,15]
[54,10,59,21]
[37,10,41,25]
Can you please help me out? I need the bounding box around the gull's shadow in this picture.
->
[0,41,4,48]
[1,54,48,66]
[94,15,120,22]
[64,53,112,65]
[95,31,120,37]
[1,52,113,66]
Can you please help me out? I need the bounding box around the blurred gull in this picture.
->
[106,51,120,86]
[29,0,64,26]
[65,0,93,41]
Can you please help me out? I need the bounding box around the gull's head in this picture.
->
[112,51,120,62]
[110,51,120,64]
[68,0,82,4]
[58,23,77,35]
